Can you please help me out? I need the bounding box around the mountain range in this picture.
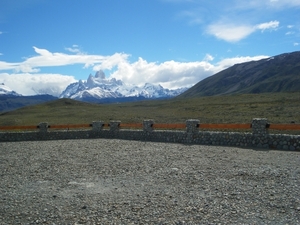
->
[1,51,299,112]
[59,70,187,103]
[0,71,187,111]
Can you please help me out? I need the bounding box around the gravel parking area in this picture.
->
[0,139,299,224]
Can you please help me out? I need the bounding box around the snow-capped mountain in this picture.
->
[0,83,21,96]
[60,70,187,102]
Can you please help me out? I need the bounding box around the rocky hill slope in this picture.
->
[179,51,300,97]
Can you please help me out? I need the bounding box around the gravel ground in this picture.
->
[0,139,299,225]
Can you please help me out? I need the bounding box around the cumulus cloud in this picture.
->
[0,47,269,95]
[109,55,269,89]
[110,58,215,89]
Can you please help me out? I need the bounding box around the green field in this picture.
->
[0,92,299,128]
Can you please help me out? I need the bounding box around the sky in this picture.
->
[0,0,299,96]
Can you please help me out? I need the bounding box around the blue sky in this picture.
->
[0,0,299,96]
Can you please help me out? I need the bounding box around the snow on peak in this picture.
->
[0,83,21,96]
[59,70,187,100]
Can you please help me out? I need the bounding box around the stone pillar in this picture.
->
[143,120,154,132]
[109,121,120,132]
[252,118,269,135]
[38,122,48,133]
[186,119,200,133]
[92,121,104,132]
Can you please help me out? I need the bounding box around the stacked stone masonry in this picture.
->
[0,119,299,151]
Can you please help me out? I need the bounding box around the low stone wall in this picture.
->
[0,119,299,151]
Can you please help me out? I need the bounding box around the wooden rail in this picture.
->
[200,123,252,129]
[152,123,186,129]
[269,124,300,130]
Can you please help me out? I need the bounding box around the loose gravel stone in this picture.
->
[0,139,299,224]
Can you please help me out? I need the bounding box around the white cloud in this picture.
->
[207,20,279,42]
[0,47,269,95]
[214,55,269,72]
[0,46,129,73]
[110,58,215,89]
[15,64,40,73]
[256,20,279,32]
[0,73,76,96]
[109,55,269,89]
[65,44,84,54]
[170,0,298,43]
[0,61,19,71]
[294,42,299,46]
[203,54,214,62]
[206,23,255,42]
[65,47,80,54]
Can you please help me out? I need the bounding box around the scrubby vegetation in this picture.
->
[0,92,299,127]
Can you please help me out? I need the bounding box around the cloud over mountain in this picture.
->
[0,73,76,96]
[0,47,269,96]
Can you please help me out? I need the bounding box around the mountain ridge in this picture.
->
[0,94,58,112]
[60,71,187,102]
[178,51,300,98]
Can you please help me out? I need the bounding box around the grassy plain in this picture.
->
[0,92,299,128]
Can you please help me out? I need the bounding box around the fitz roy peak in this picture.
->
[60,70,187,102]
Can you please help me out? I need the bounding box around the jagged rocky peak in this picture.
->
[59,70,188,101]
[87,74,94,87]
[95,70,105,79]
[87,70,108,87]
